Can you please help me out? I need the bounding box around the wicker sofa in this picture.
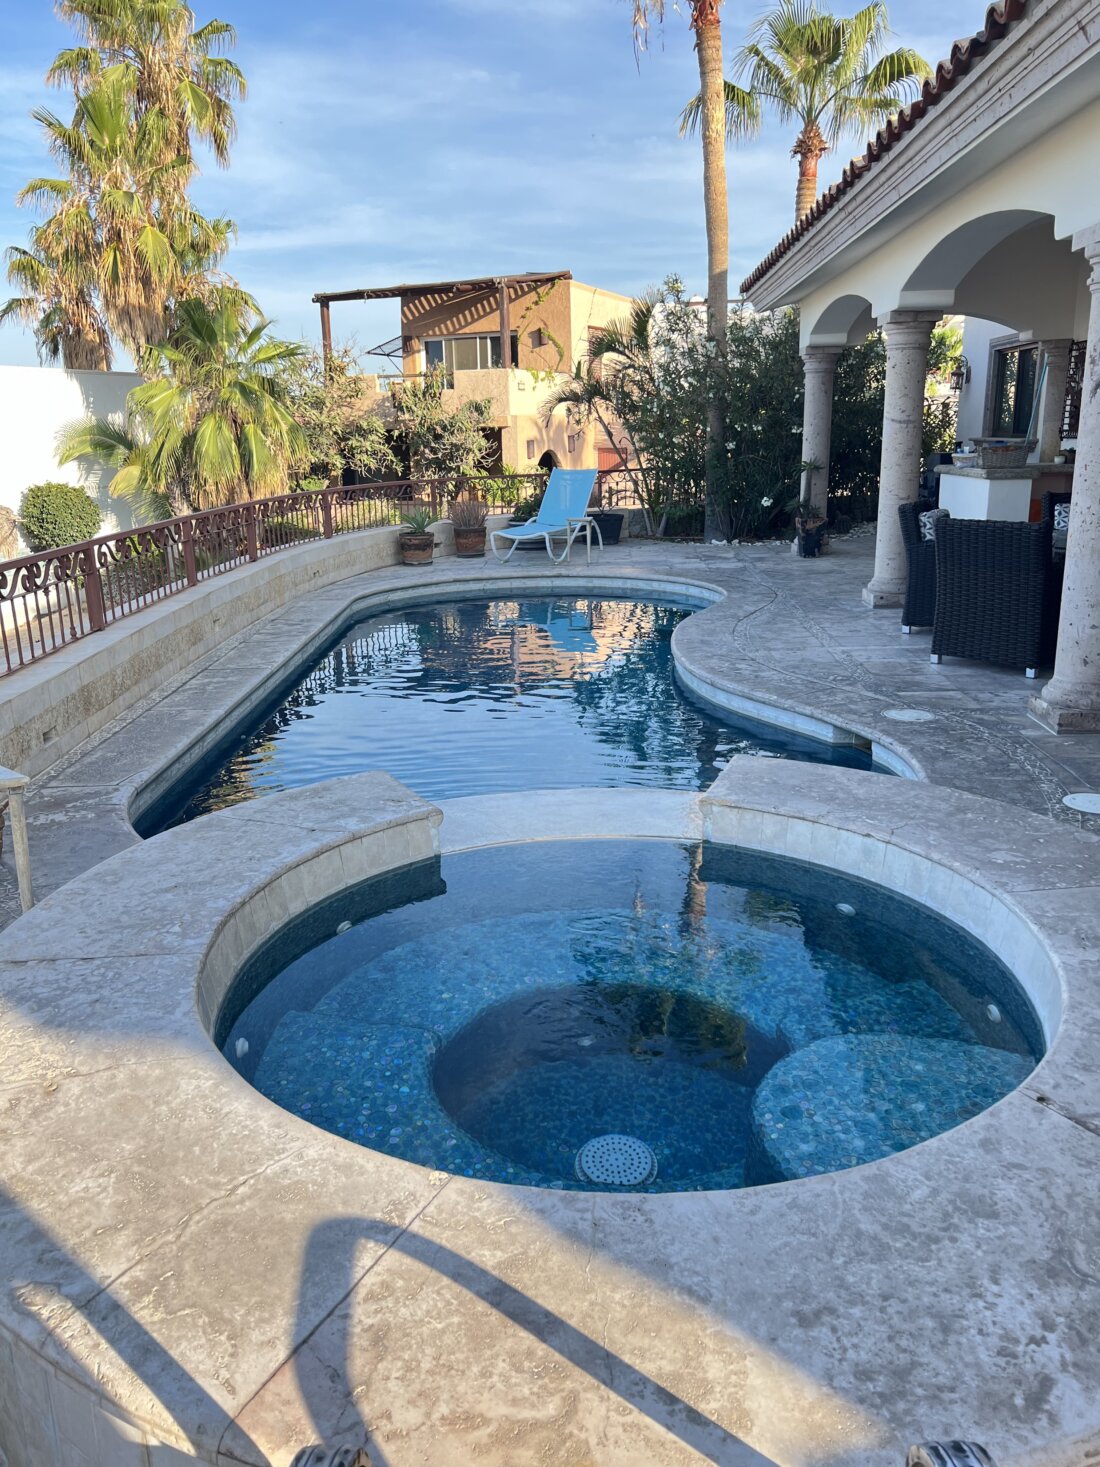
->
[930,517,1062,678]
[898,501,938,632]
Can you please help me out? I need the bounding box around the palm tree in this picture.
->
[2,0,245,366]
[18,69,242,359]
[632,0,728,541]
[59,298,307,516]
[684,1,930,222]
[49,0,245,173]
[0,231,112,370]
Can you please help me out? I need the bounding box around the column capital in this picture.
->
[879,311,940,350]
[801,345,843,374]
[1073,223,1100,295]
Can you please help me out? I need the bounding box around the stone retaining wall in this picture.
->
[0,525,426,779]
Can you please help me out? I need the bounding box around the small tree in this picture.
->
[389,367,493,486]
[282,344,398,485]
[19,480,101,550]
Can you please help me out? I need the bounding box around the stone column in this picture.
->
[863,311,939,608]
[1037,338,1073,461]
[1031,228,1100,732]
[801,346,842,516]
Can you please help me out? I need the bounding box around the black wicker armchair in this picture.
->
[898,501,938,632]
[930,518,1062,678]
[1041,488,1072,524]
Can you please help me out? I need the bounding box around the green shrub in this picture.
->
[512,489,545,521]
[19,481,101,552]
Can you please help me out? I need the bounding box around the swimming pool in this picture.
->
[141,595,873,832]
[219,839,1041,1193]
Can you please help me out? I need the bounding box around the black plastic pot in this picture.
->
[590,511,624,546]
[795,520,828,558]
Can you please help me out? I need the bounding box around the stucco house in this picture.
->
[313,271,635,476]
[741,0,1100,733]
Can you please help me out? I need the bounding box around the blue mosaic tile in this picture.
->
[748,1035,1032,1182]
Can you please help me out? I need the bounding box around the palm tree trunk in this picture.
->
[691,0,729,542]
[793,124,827,223]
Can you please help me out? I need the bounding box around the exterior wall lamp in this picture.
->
[950,356,972,394]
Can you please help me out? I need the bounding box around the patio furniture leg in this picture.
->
[930,654,942,664]
[1027,666,1038,679]
[901,625,912,635]
[489,532,519,563]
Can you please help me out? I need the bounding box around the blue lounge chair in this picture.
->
[490,469,602,563]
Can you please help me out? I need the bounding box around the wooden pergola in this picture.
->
[311,271,572,370]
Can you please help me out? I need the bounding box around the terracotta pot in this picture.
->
[399,532,435,566]
[453,527,487,558]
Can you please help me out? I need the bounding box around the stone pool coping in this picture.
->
[2,759,1100,1465]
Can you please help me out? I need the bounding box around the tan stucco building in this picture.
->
[314,271,634,474]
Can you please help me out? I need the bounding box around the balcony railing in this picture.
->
[0,475,548,679]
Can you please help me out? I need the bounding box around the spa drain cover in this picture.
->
[575,1134,658,1187]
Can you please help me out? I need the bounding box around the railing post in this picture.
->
[180,517,198,587]
[7,785,33,912]
[80,545,107,632]
[321,491,334,540]
[246,502,259,562]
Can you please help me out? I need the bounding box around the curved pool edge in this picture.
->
[2,760,1100,1463]
[120,562,923,838]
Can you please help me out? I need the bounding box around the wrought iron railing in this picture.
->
[0,474,549,679]
[1062,338,1086,441]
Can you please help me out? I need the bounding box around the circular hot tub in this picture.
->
[218,838,1042,1193]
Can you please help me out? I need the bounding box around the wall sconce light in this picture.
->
[950,356,971,394]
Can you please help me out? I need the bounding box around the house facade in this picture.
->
[313,272,635,475]
[741,0,1100,733]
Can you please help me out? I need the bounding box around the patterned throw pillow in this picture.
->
[1053,503,1071,531]
[919,508,948,541]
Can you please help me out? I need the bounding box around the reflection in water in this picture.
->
[147,597,873,831]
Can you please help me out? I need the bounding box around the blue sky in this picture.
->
[2,0,976,367]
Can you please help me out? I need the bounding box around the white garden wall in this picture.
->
[0,365,140,541]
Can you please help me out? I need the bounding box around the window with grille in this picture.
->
[1062,340,1086,440]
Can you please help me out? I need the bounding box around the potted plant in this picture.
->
[450,497,489,557]
[793,458,827,559]
[589,508,625,545]
[398,506,437,565]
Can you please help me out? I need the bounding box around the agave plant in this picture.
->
[400,506,436,536]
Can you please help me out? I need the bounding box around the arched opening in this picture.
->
[805,295,875,348]
[537,450,560,473]
[901,212,1091,456]
[900,211,1085,335]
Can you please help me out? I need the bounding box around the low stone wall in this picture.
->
[0,525,422,780]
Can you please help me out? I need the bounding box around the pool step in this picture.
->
[748,1035,1031,1183]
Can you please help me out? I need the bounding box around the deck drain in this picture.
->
[881,708,936,723]
[575,1134,658,1187]
[1062,792,1100,815]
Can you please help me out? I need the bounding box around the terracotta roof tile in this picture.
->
[739,0,1030,296]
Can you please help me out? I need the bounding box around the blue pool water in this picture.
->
[141,596,873,831]
[221,840,1041,1193]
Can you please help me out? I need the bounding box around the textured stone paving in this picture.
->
[1,531,1096,928]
